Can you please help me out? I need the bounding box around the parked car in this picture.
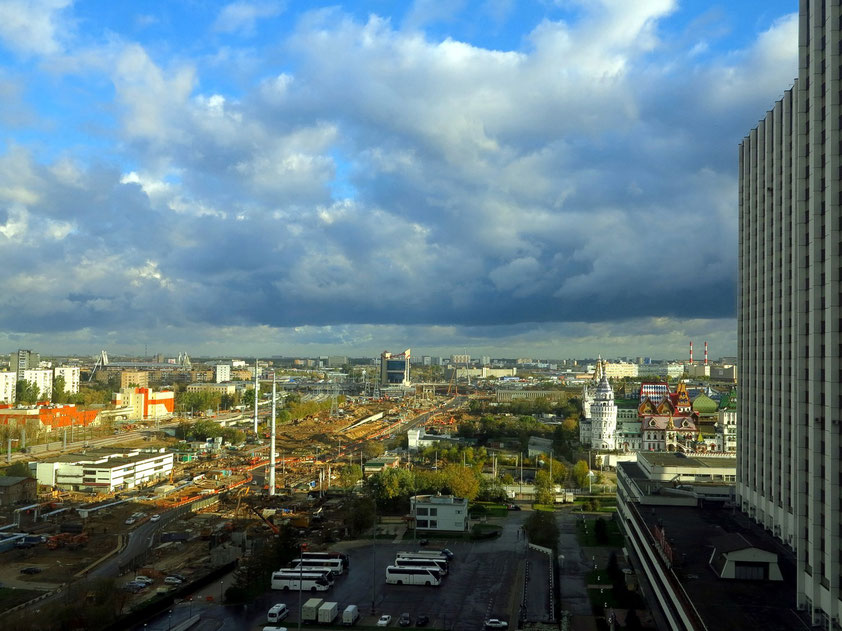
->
[124,517,136,525]
[167,572,186,581]
[122,581,146,593]
[20,567,42,575]
[415,615,429,627]
[150,514,161,522]
[133,576,154,585]
[377,614,392,627]
[163,576,183,585]
[399,613,411,627]
[484,619,508,630]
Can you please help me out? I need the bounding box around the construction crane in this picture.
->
[446,368,458,396]
[249,505,279,534]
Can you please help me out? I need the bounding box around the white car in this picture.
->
[377,614,392,627]
[124,517,136,525]
[163,576,183,585]
[133,576,154,585]
[150,514,161,522]
[484,620,508,630]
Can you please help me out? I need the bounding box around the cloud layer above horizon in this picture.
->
[0,0,796,358]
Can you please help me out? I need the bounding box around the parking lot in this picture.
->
[235,511,530,629]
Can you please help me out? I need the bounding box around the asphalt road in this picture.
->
[141,508,530,631]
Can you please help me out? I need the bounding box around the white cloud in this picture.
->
[213,1,284,35]
[0,0,70,57]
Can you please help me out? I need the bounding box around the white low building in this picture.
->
[35,448,174,493]
[411,494,468,532]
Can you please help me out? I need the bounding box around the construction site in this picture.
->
[0,394,448,625]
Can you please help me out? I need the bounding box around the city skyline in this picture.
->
[0,1,797,357]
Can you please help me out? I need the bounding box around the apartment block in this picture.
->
[54,366,80,395]
[0,372,15,404]
[22,369,53,400]
[738,2,841,626]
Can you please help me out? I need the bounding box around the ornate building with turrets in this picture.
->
[579,358,618,450]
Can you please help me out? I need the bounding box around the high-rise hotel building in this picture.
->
[739,2,842,627]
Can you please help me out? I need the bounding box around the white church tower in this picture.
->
[589,370,617,450]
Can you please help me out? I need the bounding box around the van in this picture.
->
[267,603,289,623]
[342,604,360,625]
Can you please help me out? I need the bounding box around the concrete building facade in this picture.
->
[213,364,231,383]
[380,350,411,386]
[411,494,468,532]
[10,349,39,380]
[54,366,80,395]
[0,372,15,404]
[738,2,840,626]
[22,369,52,400]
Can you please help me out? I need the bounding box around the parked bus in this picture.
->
[385,565,442,586]
[397,549,453,561]
[271,569,333,591]
[301,550,351,568]
[394,557,449,575]
[292,556,345,575]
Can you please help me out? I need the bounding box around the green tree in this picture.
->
[573,460,590,489]
[242,387,256,410]
[534,469,555,505]
[441,464,480,500]
[3,461,33,477]
[15,380,39,404]
[361,441,385,460]
[550,459,568,484]
[338,464,362,490]
[524,510,559,551]
[52,374,67,404]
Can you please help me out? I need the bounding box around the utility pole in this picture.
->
[269,373,276,496]
[253,358,259,435]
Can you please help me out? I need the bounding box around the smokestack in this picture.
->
[269,373,276,496]
[689,341,693,365]
[704,341,708,366]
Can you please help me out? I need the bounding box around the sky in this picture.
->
[0,0,797,360]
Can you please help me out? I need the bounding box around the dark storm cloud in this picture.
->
[0,3,794,352]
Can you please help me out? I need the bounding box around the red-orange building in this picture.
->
[0,403,100,431]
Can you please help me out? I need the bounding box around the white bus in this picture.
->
[292,556,345,575]
[394,557,449,575]
[301,550,350,568]
[397,549,453,561]
[271,569,333,591]
[384,565,442,586]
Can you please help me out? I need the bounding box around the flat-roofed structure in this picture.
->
[411,494,468,532]
[35,448,173,493]
[616,454,804,630]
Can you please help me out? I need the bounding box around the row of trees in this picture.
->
[174,419,246,445]
[351,464,506,513]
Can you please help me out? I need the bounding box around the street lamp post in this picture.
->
[371,499,377,615]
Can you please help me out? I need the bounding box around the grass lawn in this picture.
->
[587,569,613,585]
[532,504,555,512]
[587,586,621,609]
[470,502,508,518]
[576,517,625,547]
[0,587,44,613]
